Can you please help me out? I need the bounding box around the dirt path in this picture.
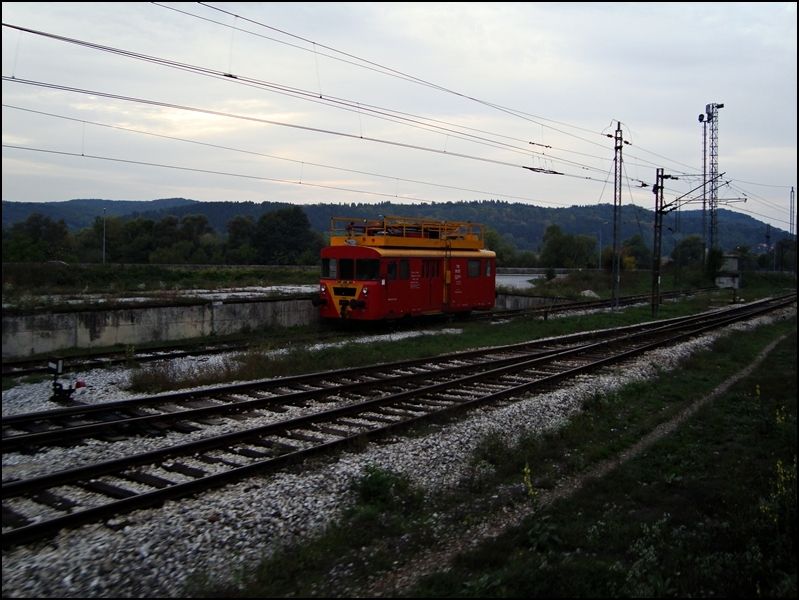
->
[362,332,791,597]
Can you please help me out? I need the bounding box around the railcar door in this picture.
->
[384,259,411,317]
[449,258,465,309]
[423,259,443,312]
[407,258,424,314]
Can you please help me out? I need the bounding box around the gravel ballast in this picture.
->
[2,309,794,597]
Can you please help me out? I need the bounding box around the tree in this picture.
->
[121,218,155,263]
[671,236,704,268]
[705,247,724,279]
[254,207,323,265]
[539,225,595,268]
[622,234,652,270]
[152,215,180,249]
[774,237,797,272]
[226,215,257,264]
[2,213,74,262]
[484,227,521,267]
[179,214,213,243]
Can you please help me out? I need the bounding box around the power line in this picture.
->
[6,76,634,188]
[1,103,563,206]
[1,144,450,203]
[2,22,616,177]
[175,3,614,149]
[4,10,791,228]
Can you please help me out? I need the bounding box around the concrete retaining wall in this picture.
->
[494,293,567,310]
[2,297,317,359]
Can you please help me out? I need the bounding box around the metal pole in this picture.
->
[612,122,623,308]
[701,117,707,262]
[102,208,106,265]
[652,169,664,318]
[597,230,602,269]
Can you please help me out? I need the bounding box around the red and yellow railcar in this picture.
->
[313,216,496,320]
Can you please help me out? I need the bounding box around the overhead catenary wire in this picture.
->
[6,76,638,187]
[2,9,791,231]
[194,2,793,200]
[1,144,449,203]
[5,20,782,207]
[1,22,617,177]
[1,104,561,206]
[190,2,612,148]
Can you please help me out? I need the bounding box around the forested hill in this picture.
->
[1,198,786,254]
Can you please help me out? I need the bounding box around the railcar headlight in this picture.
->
[320,284,326,294]
[362,287,368,296]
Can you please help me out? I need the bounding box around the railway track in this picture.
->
[0,289,701,378]
[2,294,793,548]
[484,288,702,321]
[0,291,724,452]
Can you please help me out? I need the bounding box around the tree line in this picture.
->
[3,209,794,272]
[1,207,323,265]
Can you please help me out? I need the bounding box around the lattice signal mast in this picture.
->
[700,102,724,251]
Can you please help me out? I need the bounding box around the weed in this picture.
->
[523,462,539,506]
[526,515,562,552]
[350,465,423,516]
[758,455,797,539]
[611,514,677,597]
[471,430,512,468]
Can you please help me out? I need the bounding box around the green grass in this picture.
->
[188,308,796,597]
[411,321,797,598]
[508,268,795,301]
[125,286,783,393]
[1,263,318,298]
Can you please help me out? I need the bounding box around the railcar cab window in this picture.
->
[338,259,355,280]
[325,258,380,280]
[322,258,337,279]
[355,259,380,280]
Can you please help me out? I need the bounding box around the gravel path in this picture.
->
[1,308,794,597]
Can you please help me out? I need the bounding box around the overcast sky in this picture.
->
[2,2,796,232]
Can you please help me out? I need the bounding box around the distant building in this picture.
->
[715,254,740,290]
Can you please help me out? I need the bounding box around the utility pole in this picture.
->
[650,170,732,317]
[791,186,796,275]
[102,208,107,265]
[651,168,678,317]
[610,122,626,308]
[765,224,772,271]
[652,169,665,317]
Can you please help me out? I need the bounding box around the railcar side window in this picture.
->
[387,262,397,280]
[485,261,492,277]
[423,260,440,278]
[356,259,380,280]
[322,258,337,279]
[339,258,355,280]
[399,259,410,280]
[468,259,481,277]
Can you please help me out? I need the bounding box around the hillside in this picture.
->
[1,198,787,254]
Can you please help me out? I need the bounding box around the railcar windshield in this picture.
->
[322,258,337,279]
[322,257,380,280]
[355,259,380,280]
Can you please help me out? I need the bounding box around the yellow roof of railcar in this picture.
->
[329,216,486,251]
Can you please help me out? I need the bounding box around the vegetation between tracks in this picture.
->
[193,311,796,597]
[127,277,792,394]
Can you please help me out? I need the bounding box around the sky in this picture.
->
[2,2,797,233]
